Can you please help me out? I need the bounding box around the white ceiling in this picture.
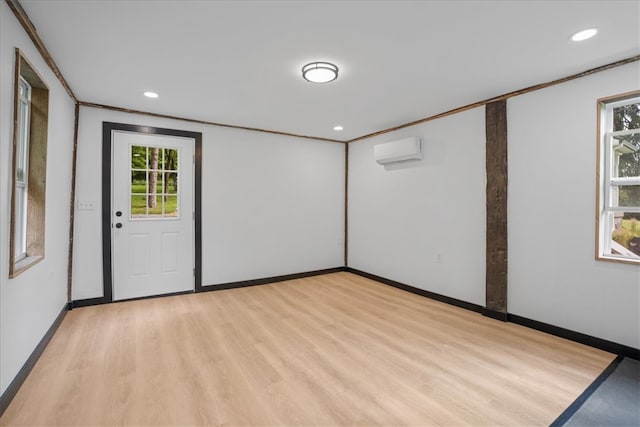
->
[19,0,640,141]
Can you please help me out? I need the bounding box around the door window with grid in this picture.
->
[130,145,179,219]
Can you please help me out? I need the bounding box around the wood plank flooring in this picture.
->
[0,272,614,426]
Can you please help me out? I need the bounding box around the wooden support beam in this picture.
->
[484,100,508,321]
[344,143,349,266]
[78,102,345,144]
[66,104,80,303]
[5,0,77,102]
[347,55,639,143]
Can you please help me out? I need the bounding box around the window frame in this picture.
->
[9,49,49,278]
[595,90,640,264]
[129,144,181,220]
[14,76,32,261]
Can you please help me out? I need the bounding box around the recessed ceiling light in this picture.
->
[144,91,159,98]
[571,28,598,42]
[333,125,344,131]
[302,62,338,83]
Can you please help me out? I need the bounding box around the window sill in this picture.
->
[10,255,43,278]
[596,255,640,266]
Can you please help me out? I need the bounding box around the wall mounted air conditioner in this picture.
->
[374,137,423,165]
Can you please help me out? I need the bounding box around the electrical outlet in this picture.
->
[337,236,344,245]
[436,253,442,263]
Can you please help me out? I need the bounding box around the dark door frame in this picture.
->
[100,121,203,304]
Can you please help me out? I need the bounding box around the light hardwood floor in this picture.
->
[1,272,613,426]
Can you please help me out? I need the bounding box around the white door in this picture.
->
[111,131,194,301]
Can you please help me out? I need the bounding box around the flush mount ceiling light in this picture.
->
[571,28,598,42]
[333,125,344,131]
[302,62,338,83]
[144,91,159,98]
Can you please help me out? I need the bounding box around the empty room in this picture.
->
[1,0,639,426]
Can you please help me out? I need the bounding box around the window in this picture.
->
[15,77,31,261]
[130,145,180,219]
[597,92,640,263]
[9,49,49,277]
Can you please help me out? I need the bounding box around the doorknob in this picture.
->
[115,211,123,217]
[115,223,123,229]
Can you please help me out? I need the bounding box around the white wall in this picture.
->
[348,64,640,349]
[1,3,637,402]
[508,62,640,348]
[348,107,487,305]
[0,2,74,396]
[72,107,345,300]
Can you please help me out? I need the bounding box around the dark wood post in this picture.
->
[344,142,349,267]
[484,100,508,321]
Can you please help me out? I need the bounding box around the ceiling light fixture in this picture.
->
[571,28,598,42]
[302,62,338,83]
[333,125,344,131]
[144,91,159,98]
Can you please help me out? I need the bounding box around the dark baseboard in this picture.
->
[0,304,68,417]
[70,290,197,309]
[199,267,347,292]
[346,268,483,313]
[508,314,640,360]
[113,290,195,304]
[549,355,625,426]
[69,296,107,309]
[345,268,640,360]
[481,307,508,321]
[70,267,348,307]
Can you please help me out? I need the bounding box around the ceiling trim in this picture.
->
[8,0,638,145]
[347,54,640,143]
[9,0,344,144]
[6,0,77,103]
[78,101,346,143]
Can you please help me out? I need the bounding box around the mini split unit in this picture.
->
[374,137,423,165]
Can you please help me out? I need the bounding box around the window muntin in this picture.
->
[599,94,640,262]
[130,145,180,219]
